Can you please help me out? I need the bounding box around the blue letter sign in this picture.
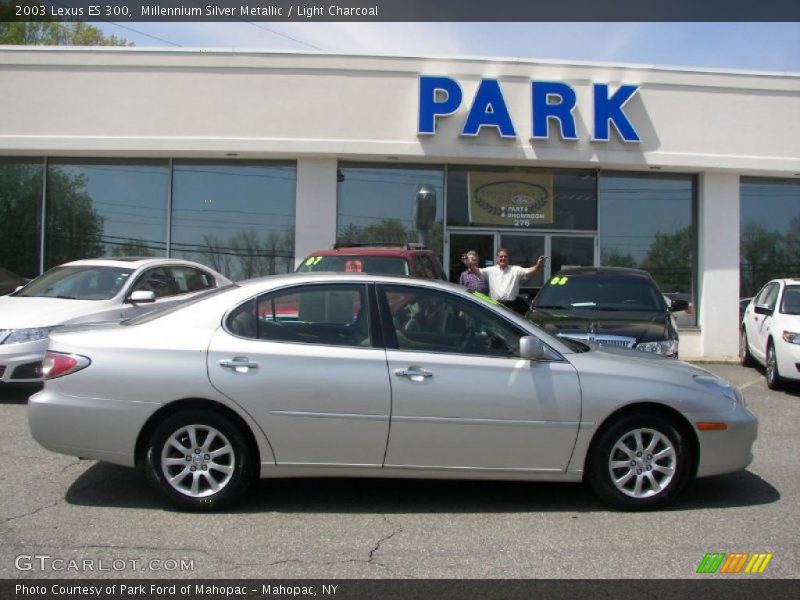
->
[461,79,516,138]
[418,76,463,135]
[593,84,641,142]
[531,81,578,140]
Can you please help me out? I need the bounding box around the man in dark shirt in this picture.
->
[459,250,489,294]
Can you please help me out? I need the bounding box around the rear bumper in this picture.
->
[28,386,161,467]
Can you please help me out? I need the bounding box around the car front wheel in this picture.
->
[588,413,692,510]
[145,409,254,510]
[766,341,784,390]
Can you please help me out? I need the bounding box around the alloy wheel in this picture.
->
[160,424,235,498]
[607,427,677,499]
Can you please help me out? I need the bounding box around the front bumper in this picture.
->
[0,338,47,382]
[694,401,758,478]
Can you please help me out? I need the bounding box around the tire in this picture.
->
[145,409,255,511]
[766,341,784,390]
[740,328,755,367]
[588,412,692,510]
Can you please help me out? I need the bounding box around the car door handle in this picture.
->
[394,368,433,380]
[219,357,259,373]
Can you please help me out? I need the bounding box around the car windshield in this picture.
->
[535,274,664,312]
[781,286,800,315]
[297,255,409,276]
[15,266,134,300]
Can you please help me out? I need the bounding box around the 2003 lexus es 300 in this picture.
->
[28,273,757,511]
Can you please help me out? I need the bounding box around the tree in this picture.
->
[642,226,693,292]
[111,239,156,258]
[0,17,132,46]
[740,221,788,297]
[0,162,105,276]
[601,248,638,269]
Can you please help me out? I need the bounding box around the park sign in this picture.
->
[418,76,641,143]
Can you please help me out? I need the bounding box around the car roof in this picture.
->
[237,270,458,292]
[553,266,654,279]
[61,257,207,270]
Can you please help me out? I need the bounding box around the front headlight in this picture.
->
[0,327,52,345]
[635,339,678,357]
[782,331,800,345]
[694,374,743,405]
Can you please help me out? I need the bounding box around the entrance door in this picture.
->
[448,233,494,284]
[551,236,596,273]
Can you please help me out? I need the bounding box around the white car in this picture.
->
[0,257,231,384]
[740,278,800,389]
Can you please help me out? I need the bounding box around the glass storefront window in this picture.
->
[45,159,169,269]
[170,161,296,280]
[337,163,445,259]
[599,173,695,301]
[740,178,800,298]
[446,167,597,231]
[0,158,43,279]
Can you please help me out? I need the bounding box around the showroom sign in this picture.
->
[418,76,641,143]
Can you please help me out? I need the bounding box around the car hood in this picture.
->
[528,307,671,343]
[0,296,115,328]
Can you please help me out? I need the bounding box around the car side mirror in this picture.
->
[669,299,689,312]
[127,290,156,304]
[520,336,546,361]
[754,304,773,316]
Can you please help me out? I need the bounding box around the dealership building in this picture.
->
[1,47,799,360]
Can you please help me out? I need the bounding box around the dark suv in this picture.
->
[526,267,688,358]
[297,243,446,280]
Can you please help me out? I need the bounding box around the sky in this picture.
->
[95,22,800,73]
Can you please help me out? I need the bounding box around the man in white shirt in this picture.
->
[473,248,546,314]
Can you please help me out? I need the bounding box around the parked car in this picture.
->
[0,266,28,296]
[296,243,446,280]
[740,278,800,389]
[29,272,755,511]
[0,257,231,384]
[528,267,688,358]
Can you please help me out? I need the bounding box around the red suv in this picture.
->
[296,243,446,280]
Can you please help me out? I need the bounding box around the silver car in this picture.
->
[28,273,757,511]
[0,257,231,383]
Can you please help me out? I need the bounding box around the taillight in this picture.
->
[42,351,91,380]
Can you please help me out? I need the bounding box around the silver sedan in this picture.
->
[28,273,757,511]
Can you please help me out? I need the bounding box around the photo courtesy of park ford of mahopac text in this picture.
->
[7,580,800,599]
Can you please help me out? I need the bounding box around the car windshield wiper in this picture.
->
[536,304,568,309]
[55,295,77,299]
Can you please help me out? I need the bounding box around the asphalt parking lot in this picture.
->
[0,362,797,580]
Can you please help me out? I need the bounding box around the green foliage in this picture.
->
[601,248,638,269]
[0,20,132,46]
[642,226,693,292]
[111,239,156,258]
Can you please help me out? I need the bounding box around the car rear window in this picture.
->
[297,255,409,276]
[535,274,664,312]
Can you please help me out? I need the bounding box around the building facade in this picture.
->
[1,47,799,360]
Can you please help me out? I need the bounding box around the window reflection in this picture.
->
[599,173,695,302]
[45,159,169,269]
[0,158,42,278]
[170,161,296,280]
[337,164,444,260]
[740,178,800,298]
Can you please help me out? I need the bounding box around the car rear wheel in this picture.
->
[145,410,254,510]
[588,413,692,510]
[766,341,784,390]
[740,328,755,367]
